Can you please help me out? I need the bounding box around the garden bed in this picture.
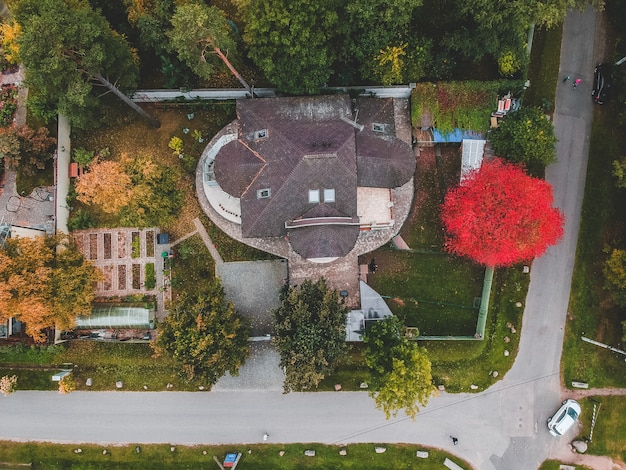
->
[117,232,126,258]
[103,233,111,259]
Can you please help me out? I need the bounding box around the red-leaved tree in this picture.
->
[442,158,564,267]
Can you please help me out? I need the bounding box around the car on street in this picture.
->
[592,63,612,104]
[547,399,581,436]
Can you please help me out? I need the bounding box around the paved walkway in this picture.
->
[55,115,71,234]
[193,217,223,265]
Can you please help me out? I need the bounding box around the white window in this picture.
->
[254,129,268,140]
[308,189,320,203]
[323,188,335,203]
[372,123,385,133]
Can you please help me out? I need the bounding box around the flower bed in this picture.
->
[0,85,18,127]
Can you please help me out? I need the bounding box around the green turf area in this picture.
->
[563,112,626,389]
[0,441,473,469]
[578,396,626,462]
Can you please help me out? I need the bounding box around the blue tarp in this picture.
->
[432,128,484,143]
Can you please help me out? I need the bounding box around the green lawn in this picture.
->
[524,25,563,111]
[579,396,626,462]
[563,111,626,389]
[366,249,483,336]
[0,341,211,392]
[0,441,473,470]
[539,461,592,470]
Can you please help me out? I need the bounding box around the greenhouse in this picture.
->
[75,303,155,330]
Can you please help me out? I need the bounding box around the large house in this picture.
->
[197,94,415,307]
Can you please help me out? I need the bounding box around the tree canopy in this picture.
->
[0,125,56,176]
[236,0,340,94]
[490,107,557,167]
[168,3,236,80]
[0,235,102,342]
[75,153,184,227]
[272,279,349,392]
[153,280,250,384]
[441,158,564,267]
[13,0,143,128]
[363,316,434,419]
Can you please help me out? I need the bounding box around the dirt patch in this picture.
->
[392,297,405,306]
[146,230,155,257]
[102,265,113,291]
[118,232,126,258]
[89,234,98,260]
[118,265,126,290]
[72,234,85,253]
[132,263,141,289]
[103,233,111,259]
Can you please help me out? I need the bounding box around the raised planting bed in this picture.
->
[144,263,156,290]
[117,232,126,258]
[102,265,113,291]
[89,233,98,260]
[103,233,111,259]
[118,265,126,290]
[132,264,140,289]
[146,230,155,257]
[131,231,140,258]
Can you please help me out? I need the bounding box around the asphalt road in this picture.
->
[0,7,614,470]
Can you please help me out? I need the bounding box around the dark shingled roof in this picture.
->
[288,224,360,259]
[214,140,265,196]
[212,95,414,259]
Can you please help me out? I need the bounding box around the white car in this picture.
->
[547,399,581,436]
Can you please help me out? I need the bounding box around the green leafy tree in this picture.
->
[272,279,349,392]
[342,0,422,82]
[462,0,601,31]
[236,0,339,94]
[490,107,557,167]
[72,148,95,166]
[603,247,626,307]
[0,125,56,176]
[363,316,434,419]
[154,280,250,384]
[14,0,159,128]
[0,235,102,343]
[169,3,252,94]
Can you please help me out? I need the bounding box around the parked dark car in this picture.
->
[592,63,612,104]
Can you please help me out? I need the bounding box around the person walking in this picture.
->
[263,433,269,441]
[573,78,582,89]
[450,435,458,445]
[563,75,571,83]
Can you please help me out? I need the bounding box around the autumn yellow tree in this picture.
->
[0,21,22,65]
[0,236,102,342]
[75,159,133,214]
[373,43,407,86]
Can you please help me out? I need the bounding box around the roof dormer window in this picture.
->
[254,129,268,140]
[257,188,271,199]
[308,189,320,203]
[323,188,335,203]
[372,123,385,133]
